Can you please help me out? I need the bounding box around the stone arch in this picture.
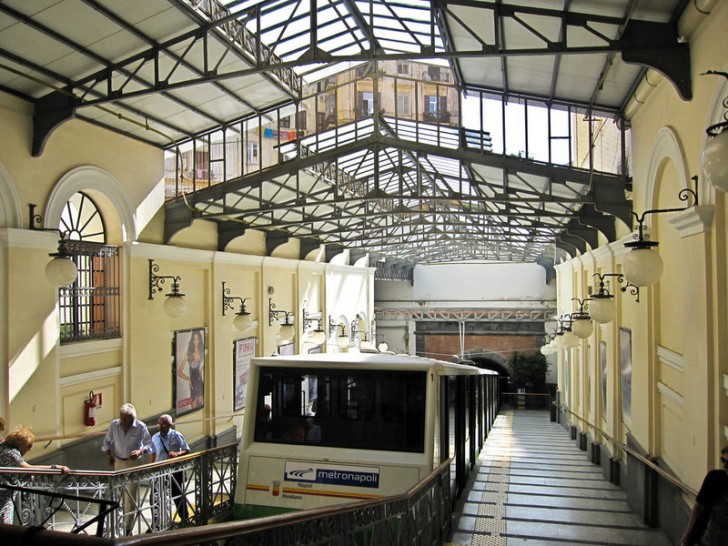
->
[44,166,137,243]
[643,126,692,212]
[462,347,511,376]
[0,160,23,229]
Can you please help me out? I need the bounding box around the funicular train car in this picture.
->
[234,352,499,519]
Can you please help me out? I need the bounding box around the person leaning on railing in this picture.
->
[0,425,70,524]
[101,403,153,535]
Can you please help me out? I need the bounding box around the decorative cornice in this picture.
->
[0,228,57,250]
[668,205,714,237]
[60,338,122,359]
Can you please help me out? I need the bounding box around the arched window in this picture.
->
[58,192,121,343]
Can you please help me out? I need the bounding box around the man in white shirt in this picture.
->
[101,403,153,535]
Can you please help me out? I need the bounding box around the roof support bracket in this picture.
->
[266,231,290,256]
[163,201,195,244]
[32,90,77,157]
[620,20,691,100]
[217,220,247,251]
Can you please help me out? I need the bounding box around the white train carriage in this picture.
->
[234,352,498,519]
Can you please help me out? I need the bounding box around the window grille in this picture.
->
[59,242,121,343]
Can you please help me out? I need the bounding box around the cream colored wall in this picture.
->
[555,0,728,494]
[0,88,376,462]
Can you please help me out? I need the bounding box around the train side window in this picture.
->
[339,376,374,420]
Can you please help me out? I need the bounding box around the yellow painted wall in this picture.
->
[555,0,728,494]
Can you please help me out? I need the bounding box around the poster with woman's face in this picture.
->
[174,328,206,416]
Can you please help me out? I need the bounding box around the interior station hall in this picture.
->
[0,1,727,544]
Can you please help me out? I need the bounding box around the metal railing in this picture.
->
[561,407,697,497]
[501,392,551,410]
[1,458,453,546]
[0,443,237,537]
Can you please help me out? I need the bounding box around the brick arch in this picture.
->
[462,348,511,376]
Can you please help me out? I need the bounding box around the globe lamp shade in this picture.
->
[553,334,564,350]
[589,296,615,324]
[571,317,593,339]
[623,247,664,286]
[378,341,389,352]
[562,331,579,349]
[233,312,257,332]
[308,328,327,345]
[702,129,728,192]
[46,256,78,287]
[163,294,187,318]
[337,333,350,348]
[278,323,295,344]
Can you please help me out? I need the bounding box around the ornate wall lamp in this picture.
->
[623,177,698,287]
[268,298,294,343]
[329,316,350,348]
[302,308,326,345]
[29,204,78,287]
[701,71,728,192]
[540,332,558,355]
[587,273,639,324]
[222,281,257,332]
[376,334,389,352]
[148,259,186,318]
[569,298,593,339]
[553,315,578,350]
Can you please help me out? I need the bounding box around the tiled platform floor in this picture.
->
[447,410,672,546]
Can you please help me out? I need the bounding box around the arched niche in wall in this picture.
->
[45,166,136,244]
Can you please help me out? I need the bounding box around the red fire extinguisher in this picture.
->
[84,391,97,426]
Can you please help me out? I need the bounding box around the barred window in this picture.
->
[57,193,121,344]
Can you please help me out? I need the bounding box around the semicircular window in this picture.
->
[60,192,106,243]
[58,192,120,343]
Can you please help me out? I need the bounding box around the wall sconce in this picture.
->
[329,316,349,348]
[701,71,728,192]
[570,298,593,339]
[540,333,557,355]
[376,334,389,353]
[302,308,326,345]
[350,314,364,344]
[623,178,698,287]
[222,281,257,332]
[555,315,579,349]
[148,259,186,317]
[269,298,294,343]
[29,204,78,287]
[588,273,639,324]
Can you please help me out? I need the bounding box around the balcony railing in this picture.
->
[0,443,237,537]
[1,458,453,546]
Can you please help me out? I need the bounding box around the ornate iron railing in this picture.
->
[0,458,451,546]
[0,443,237,537]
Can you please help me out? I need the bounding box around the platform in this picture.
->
[448,410,672,545]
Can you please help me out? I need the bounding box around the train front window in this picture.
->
[254,367,426,452]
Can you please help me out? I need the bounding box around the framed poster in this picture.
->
[278,342,295,356]
[308,345,322,354]
[619,328,632,426]
[174,328,206,417]
[600,341,608,417]
[234,337,256,411]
